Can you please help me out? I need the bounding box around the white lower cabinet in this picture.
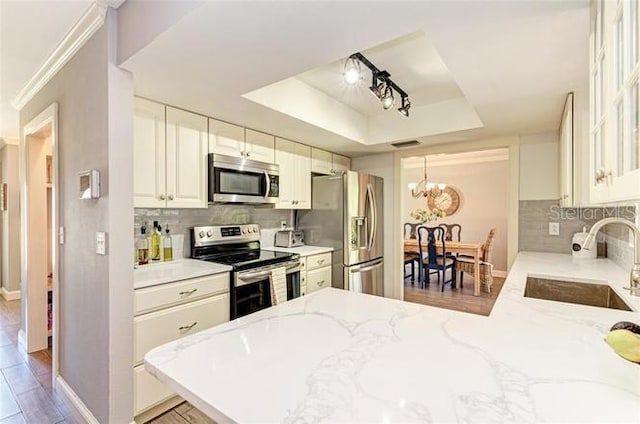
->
[134,273,230,419]
[301,252,332,295]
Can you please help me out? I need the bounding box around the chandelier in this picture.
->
[408,157,446,198]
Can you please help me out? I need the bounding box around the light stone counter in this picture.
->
[263,245,334,257]
[134,259,232,289]
[145,252,640,423]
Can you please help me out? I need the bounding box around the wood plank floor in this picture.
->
[0,296,213,424]
[403,265,505,316]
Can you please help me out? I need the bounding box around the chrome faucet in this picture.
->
[581,217,640,296]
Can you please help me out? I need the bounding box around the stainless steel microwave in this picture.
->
[208,154,279,204]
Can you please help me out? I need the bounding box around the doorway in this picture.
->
[400,148,510,315]
[20,104,59,380]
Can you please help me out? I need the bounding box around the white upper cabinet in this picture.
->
[134,98,207,209]
[560,93,575,207]
[589,0,640,203]
[165,107,208,208]
[245,129,275,163]
[275,138,311,209]
[311,148,351,175]
[134,99,166,208]
[208,118,245,158]
[208,121,275,164]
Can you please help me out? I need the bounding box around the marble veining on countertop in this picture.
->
[145,252,640,423]
[263,245,334,256]
[134,259,231,289]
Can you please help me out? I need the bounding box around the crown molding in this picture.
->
[11,2,108,111]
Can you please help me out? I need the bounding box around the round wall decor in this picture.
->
[427,186,460,216]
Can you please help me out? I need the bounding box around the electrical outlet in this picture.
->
[58,226,65,244]
[96,231,107,255]
[548,222,560,236]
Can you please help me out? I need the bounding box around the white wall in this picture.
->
[403,158,509,272]
[351,152,396,298]
[519,132,560,200]
[1,144,20,293]
[19,9,133,423]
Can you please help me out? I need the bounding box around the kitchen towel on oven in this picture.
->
[270,267,287,305]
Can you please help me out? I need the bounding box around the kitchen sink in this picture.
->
[524,277,632,311]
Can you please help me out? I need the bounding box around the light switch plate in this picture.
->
[96,231,106,255]
[548,222,560,236]
[59,226,65,244]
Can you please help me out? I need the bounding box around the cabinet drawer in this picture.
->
[306,252,331,271]
[134,293,229,364]
[306,266,332,294]
[135,273,229,315]
[134,364,174,415]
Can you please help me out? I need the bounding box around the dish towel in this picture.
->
[269,267,287,306]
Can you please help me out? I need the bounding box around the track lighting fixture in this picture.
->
[344,52,410,117]
[343,56,361,85]
[398,96,411,117]
[381,86,395,110]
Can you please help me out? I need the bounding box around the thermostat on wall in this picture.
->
[79,170,100,200]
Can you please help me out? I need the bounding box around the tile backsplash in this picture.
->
[134,205,291,258]
[519,200,636,270]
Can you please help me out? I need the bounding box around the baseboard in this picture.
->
[0,286,21,301]
[494,270,508,278]
[55,376,99,424]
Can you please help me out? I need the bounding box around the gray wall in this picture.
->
[351,153,396,298]
[135,205,291,256]
[1,145,20,292]
[20,10,133,423]
[519,200,636,269]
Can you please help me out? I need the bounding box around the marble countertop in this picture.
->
[145,252,640,423]
[263,245,334,257]
[134,259,232,289]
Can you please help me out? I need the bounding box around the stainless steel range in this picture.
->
[191,224,301,319]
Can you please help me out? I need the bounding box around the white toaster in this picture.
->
[274,230,304,248]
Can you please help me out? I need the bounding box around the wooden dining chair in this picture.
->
[403,222,420,283]
[455,228,496,293]
[404,222,419,239]
[416,226,457,291]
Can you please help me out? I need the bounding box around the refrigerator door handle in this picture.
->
[350,258,384,273]
[366,183,376,251]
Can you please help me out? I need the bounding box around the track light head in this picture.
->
[343,56,361,85]
[398,96,411,117]
[381,86,395,110]
[369,74,385,99]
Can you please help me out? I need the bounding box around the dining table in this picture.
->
[404,239,484,296]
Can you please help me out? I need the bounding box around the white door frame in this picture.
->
[20,103,59,379]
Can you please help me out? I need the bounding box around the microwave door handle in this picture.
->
[264,171,271,200]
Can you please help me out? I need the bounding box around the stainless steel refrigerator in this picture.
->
[298,171,384,296]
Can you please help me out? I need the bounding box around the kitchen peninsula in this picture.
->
[145,252,640,423]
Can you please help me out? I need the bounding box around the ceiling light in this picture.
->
[343,56,361,85]
[381,86,395,110]
[398,96,411,117]
[409,157,447,199]
[344,52,410,116]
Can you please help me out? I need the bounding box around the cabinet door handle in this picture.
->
[159,194,166,200]
[317,280,325,286]
[168,194,174,201]
[317,259,325,265]
[179,322,198,331]
[178,288,198,297]
[246,152,251,157]
[240,151,245,156]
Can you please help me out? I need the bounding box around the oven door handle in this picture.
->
[236,261,301,286]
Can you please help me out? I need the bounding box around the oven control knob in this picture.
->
[242,229,247,234]
[206,230,213,237]
[253,228,258,233]
[198,231,205,238]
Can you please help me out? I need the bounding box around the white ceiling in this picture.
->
[122,0,589,156]
[0,0,93,141]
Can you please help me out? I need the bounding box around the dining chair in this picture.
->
[439,223,462,242]
[416,226,457,291]
[404,222,419,239]
[456,228,496,293]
